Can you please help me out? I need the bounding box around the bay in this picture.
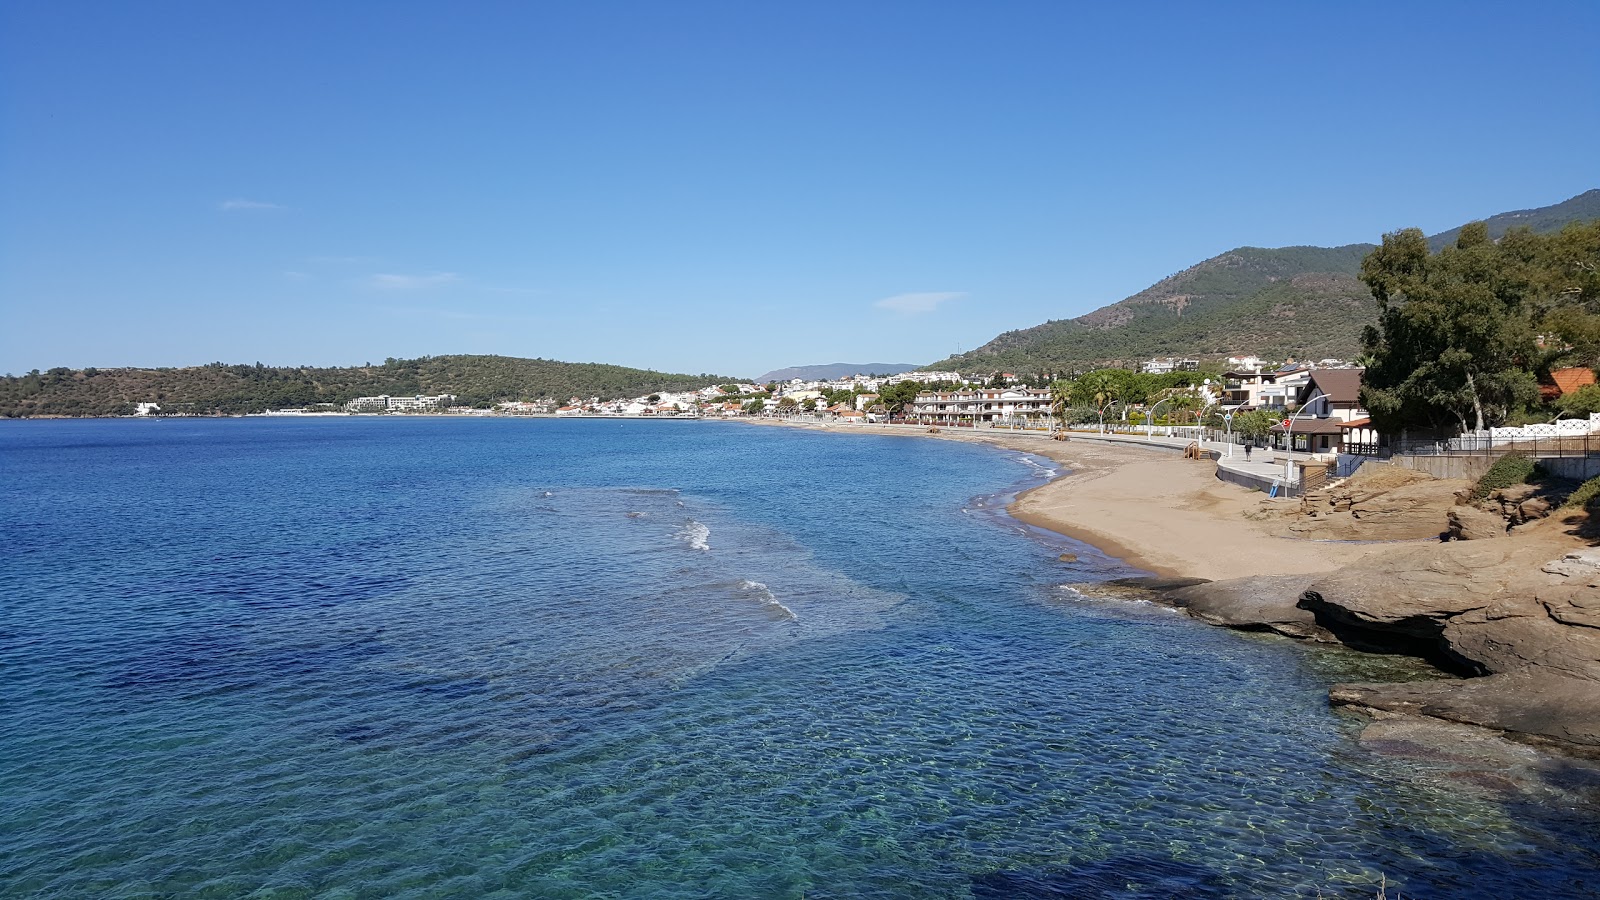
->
[1,417,1595,897]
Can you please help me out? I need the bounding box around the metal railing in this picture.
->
[1391,433,1600,458]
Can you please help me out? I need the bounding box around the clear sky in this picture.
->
[3,1,1597,378]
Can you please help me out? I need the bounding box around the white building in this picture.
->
[133,402,161,416]
[908,388,1053,424]
[1141,357,1200,375]
[345,394,456,412]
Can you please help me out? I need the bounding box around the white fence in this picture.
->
[1487,413,1600,446]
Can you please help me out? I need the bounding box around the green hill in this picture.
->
[938,190,1600,375]
[1428,188,1600,250]
[0,355,735,417]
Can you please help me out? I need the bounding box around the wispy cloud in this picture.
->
[219,198,285,211]
[874,291,966,315]
[365,272,461,291]
[282,270,312,281]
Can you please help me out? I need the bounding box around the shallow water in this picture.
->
[1,417,1595,897]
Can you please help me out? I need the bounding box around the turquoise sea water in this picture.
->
[2,417,1596,898]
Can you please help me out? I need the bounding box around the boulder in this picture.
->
[1161,575,1334,641]
[1331,671,1600,757]
[1448,505,1508,540]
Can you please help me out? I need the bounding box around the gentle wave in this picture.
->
[1015,454,1059,479]
[737,579,799,621]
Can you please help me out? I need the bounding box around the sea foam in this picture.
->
[678,519,711,551]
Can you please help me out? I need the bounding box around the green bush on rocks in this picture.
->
[1563,475,1600,509]
[1473,453,1537,501]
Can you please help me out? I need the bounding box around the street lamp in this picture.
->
[1223,410,1235,458]
[1146,398,1172,441]
[1281,403,1315,487]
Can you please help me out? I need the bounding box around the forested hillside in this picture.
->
[0,355,734,417]
[938,190,1598,375]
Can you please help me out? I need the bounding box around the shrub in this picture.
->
[1473,452,1537,500]
[1563,475,1600,509]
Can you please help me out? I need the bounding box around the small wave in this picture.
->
[678,519,711,551]
[1016,455,1059,479]
[737,579,799,621]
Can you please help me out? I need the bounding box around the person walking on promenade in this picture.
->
[1244,443,1252,461]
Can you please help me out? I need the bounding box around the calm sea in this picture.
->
[2,418,1596,898]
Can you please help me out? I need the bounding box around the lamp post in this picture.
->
[1223,410,1234,458]
[1282,404,1314,487]
[1146,398,1172,441]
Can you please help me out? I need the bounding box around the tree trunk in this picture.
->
[1465,371,1485,432]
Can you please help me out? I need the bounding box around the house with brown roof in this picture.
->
[1269,368,1380,455]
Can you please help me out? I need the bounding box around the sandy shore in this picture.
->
[742,420,1394,581]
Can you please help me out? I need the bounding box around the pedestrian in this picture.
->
[1244,443,1252,461]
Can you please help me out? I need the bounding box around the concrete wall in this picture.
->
[1390,453,1600,482]
[1214,464,1278,493]
[1388,454,1501,481]
[1540,456,1600,481]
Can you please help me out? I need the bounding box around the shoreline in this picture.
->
[737,418,1387,582]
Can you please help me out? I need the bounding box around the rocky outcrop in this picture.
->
[1300,528,1600,754]
[1299,538,1600,682]
[1161,575,1335,641]
[1292,464,1470,541]
[1449,483,1569,539]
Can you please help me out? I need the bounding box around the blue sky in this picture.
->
[3,1,1597,378]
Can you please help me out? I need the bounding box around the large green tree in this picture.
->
[1358,223,1541,434]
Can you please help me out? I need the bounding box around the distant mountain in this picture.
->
[755,363,920,382]
[1428,189,1600,250]
[935,190,1600,375]
[0,354,736,417]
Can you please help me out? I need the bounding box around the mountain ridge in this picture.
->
[936,190,1600,374]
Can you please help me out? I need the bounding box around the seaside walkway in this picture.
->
[815,420,1321,496]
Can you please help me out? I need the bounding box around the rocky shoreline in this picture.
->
[747,421,1600,771]
[1103,531,1600,759]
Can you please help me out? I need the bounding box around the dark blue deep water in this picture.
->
[2,418,1597,897]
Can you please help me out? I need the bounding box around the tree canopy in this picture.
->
[1359,221,1600,434]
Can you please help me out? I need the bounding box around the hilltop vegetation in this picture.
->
[938,190,1598,375]
[0,355,735,417]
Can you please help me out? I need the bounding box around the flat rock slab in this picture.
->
[1162,574,1335,641]
[1331,671,1600,757]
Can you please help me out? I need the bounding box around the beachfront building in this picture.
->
[345,394,457,412]
[1268,368,1378,455]
[908,388,1053,425]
